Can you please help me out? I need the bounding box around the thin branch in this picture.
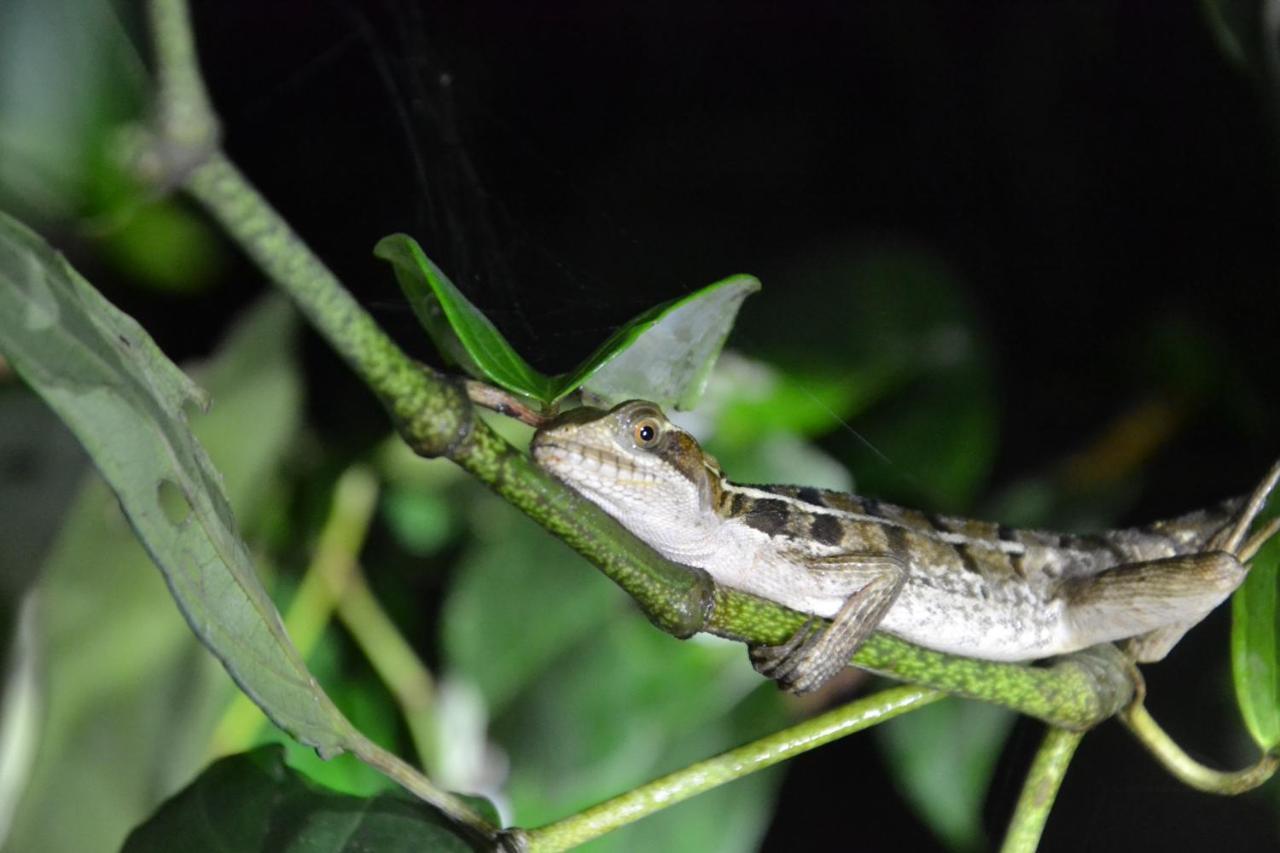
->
[143,0,1134,737]
[999,727,1083,853]
[1120,702,1279,794]
[515,685,943,852]
[137,4,1158,845]
[336,565,440,772]
[164,135,1132,732]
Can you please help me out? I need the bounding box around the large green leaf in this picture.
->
[1232,513,1280,751]
[0,212,360,757]
[374,233,759,409]
[2,296,303,853]
[122,746,479,853]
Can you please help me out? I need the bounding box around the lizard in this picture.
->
[530,399,1280,694]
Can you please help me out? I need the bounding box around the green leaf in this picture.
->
[442,493,622,715]
[374,233,554,400]
[0,211,360,757]
[563,274,761,410]
[770,244,996,511]
[122,746,480,853]
[1232,517,1280,751]
[1198,0,1263,74]
[876,698,1015,852]
[375,233,759,409]
[441,487,786,850]
[500,616,785,852]
[97,199,222,293]
[3,295,304,853]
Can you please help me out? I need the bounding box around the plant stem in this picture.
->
[1120,702,1279,794]
[999,726,1083,853]
[147,0,1136,734]
[336,565,439,772]
[517,685,943,853]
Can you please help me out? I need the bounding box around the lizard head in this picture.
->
[531,400,720,540]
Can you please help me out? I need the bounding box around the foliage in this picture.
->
[1,2,1279,852]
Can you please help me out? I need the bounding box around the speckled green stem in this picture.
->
[512,684,943,852]
[150,0,1134,735]
[999,726,1083,853]
[1121,702,1279,794]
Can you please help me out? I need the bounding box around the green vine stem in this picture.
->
[173,144,1134,728]
[1120,702,1279,794]
[141,0,1138,744]
[336,565,440,772]
[512,685,943,852]
[134,0,1280,843]
[999,727,1083,853]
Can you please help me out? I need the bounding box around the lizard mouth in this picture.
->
[531,436,646,484]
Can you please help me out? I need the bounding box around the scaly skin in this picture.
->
[533,400,1278,692]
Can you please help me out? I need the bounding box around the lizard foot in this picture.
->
[749,618,852,694]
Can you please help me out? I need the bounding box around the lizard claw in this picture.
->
[750,618,840,694]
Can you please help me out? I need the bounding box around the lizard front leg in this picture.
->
[750,554,907,694]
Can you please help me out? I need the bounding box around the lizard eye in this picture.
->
[633,418,660,447]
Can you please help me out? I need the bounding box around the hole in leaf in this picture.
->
[157,479,191,525]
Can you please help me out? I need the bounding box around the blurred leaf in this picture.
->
[0,0,144,221]
[1198,0,1264,74]
[500,617,785,852]
[0,593,39,841]
[0,213,352,853]
[876,698,1015,852]
[375,233,759,409]
[1232,513,1280,751]
[96,199,223,293]
[442,479,786,851]
[707,432,853,494]
[698,354,894,452]
[4,292,303,853]
[375,233,554,400]
[576,683,785,853]
[442,496,622,715]
[766,244,996,510]
[122,746,480,853]
[569,273,760,411]
[382,486,456,556]
[0,391,85,598]
[0,210,360,753]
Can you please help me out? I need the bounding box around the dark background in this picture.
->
[106,1,1280,849]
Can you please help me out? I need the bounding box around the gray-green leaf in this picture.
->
[0,210,358,757]
[374,233,759,409]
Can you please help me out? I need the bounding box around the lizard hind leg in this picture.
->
[1067,552,1246,663]
[1126,459,1280,662]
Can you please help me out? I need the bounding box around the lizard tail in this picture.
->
[1135,458,1280,558]
[1069,458,1280,663]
